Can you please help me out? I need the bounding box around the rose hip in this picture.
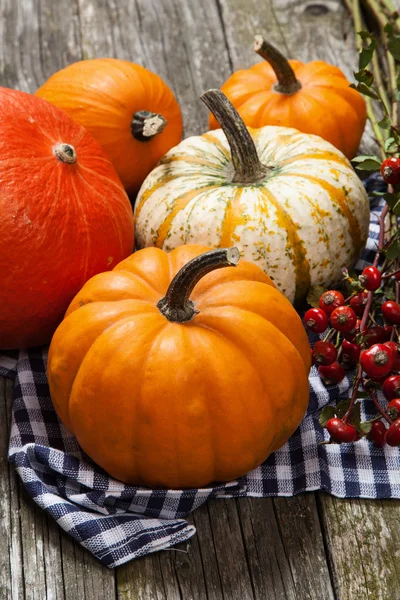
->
[318,362,345,385]
[303,308,329,333]
[382,300,400,325]
[326,417,357,443]
[330,306,357,333]
[383,375,400,401]
[349,291,369,317]
[312,341,337,366]
[341,339,361,367]
[319,290,345,315]
[385,419,400,446]
[367,421,387,447]
[360,344,394,378]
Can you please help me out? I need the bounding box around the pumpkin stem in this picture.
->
[157,247,240,323]
[131,110,167,142]
[201,89,269,184]
[53,143,77,164]
[253,35,301,95]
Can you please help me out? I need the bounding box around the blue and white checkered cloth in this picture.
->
[1,174,399,568]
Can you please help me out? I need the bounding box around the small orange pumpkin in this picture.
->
[209,36,366,159]
[36,59,183,195]
[48,245,311,489]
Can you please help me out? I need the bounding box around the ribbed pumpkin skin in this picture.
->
[134,126,370,304]
[36,59,183,194]
[209,60,366,159]
[0,88,134,349]
[47,245,311,489]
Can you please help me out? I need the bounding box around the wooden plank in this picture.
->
[318,494,400,600]
[75,0,232,136]
[60,531,117,600]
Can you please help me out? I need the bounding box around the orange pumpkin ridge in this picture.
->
[48,245,311,489]
[208,36,366,159]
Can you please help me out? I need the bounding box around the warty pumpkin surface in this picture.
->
[36,58,183,195]
[209,37,366,160]
[47,245,311,490]
[0,87,134,350]
[134,90,370,305]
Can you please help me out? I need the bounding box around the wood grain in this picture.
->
[0,0,397,598]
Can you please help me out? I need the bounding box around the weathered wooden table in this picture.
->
[1,0,399,598]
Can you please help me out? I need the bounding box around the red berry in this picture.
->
[388,398,400,420]
[319,290,345,315]
[359,266,381,291]
[326,417,357,443]
[380,157,400,185]
[349,291,369,317]
[383,325,393,341]
[330,306,357,333]
[396,271,400,282]
[360,344,394,378]
[383,375,400,401]
[312,341,337,366]
[303,308,329,333]
[341,339,361,367]
[318,362,345,385]
[382,300,400,325]
[367,421,387,447]
[385,419,400,446]
[343,319,361,343]
[383,341,400,371]
[365,325,387,348]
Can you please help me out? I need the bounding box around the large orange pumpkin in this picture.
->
[47,245,311,489]
[0,87,134,350]
[209,36,366,159]
[36,59,183,195]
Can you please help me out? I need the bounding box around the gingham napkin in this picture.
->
[1,175,398,569]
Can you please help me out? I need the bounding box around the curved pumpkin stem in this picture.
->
[131,110,167,142]
[157,247,240,322]
[201,89,269,184]
[254,35,301,95]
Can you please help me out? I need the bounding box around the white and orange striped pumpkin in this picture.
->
[134,90,369,304]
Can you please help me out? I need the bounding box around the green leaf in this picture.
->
[356,391,369,399]
[394,89,400,102]
[384,23,394,35]
[378,115,392,130]
[349,82,379,100]
[385,137,397,153]
[354,69,374,87]
[306,284,326,308]
[388,34,400,61]
[392,200,400,216]
[335,399,351,419]
[359,39,376,69]
[387,239,400,260]
[351,154,382,171]
[383,192,398,208]
[358,30,373,40]
[358,421,372,435]
[319,406,336,428]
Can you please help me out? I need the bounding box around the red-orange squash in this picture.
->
[209,36,366,159]
[36,59,183,195]
[47,245,311,489]
[0,88,134,350]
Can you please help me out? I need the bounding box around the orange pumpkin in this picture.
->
[209,36,366,159]
[36,59,183,195]
[48,245,311,489]
[0,87,134,350]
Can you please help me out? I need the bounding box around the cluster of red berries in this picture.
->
[303,264,400,447]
